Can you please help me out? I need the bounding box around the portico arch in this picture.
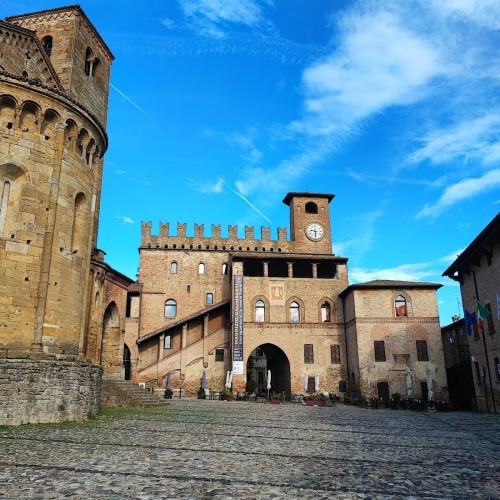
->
[101,302,122,378]
[246,343,290,395]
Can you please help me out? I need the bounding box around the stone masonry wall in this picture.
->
[0,358,102,426]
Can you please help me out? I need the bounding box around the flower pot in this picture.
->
[270,399,281,404]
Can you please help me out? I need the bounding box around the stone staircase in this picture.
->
[100,379,169,408]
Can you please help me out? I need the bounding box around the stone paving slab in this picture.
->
[1,400,500,499]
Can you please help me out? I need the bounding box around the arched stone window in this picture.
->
[0,181,10,236]
[164,299,177,318]
[42,35,53,57]
[64,120,78,151]
[170,261,178,274]
[84,47,94,76]
[71,192,87,253]
[305,202,318,214]
[255,300,265,322]
[320,301,332,322]
[222,263,227,275]
[0,95,17,133]
[20,102,39,133]
[395,295,408,317]
[198,263,205,274]
[290,301,300,323]
[41,109,59,141]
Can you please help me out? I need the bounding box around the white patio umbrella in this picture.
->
[406,368,413,398]
[225,370,231,389]
[267,370,271,398]
[315,375,320,392]
[228,370,234,389]
[426,366,434,401]
[201,370,207,390]
[166,371,172,389]
[304,375,308,393]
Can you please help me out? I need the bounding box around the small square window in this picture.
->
[215,349,224,362]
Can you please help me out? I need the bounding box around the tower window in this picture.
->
[42,36,53,57]
[206,293,213,305]
[321,301,332,322]
[395,295,407,317]
[170,261,178,274]
[164,299,177,318]
[0,181,11,236]
[305,202,318,214]
[290,301,300,323]
[164,335,172,349]
[255,300,265,322]
[198,263,205,274]
[374,341,386,362]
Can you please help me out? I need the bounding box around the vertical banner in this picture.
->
[232,274,244,374]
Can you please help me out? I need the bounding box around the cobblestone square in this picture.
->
[1,400,500,499]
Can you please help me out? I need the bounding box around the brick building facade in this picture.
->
[128,193,447,401]
[443,213,500,413]
[0,6,122,424]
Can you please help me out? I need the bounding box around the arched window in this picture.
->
[395,295,407,317]
[0,181,11,236]
[42,35,53,57]
[255,300,265,322]
[170,261,178,274]
[222,263,227,275]
[198,263,205,274]
[321,301,331,322]
[290,301,300,323]
[71,193,87,253]
[164,299,177,318]
[305,202,318,214]
[84,47,93,76]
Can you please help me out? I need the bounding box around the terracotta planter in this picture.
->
[270,399,281,404]
[305,400,325,407]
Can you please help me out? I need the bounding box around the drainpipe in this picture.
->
[341,294,350,389]
[472,271,497,413]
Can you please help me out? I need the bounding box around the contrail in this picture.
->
[218,178,272,223]
[110,83,152,119]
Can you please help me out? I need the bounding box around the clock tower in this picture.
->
[282,192,335,254]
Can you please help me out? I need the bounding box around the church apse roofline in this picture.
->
[141,222,293,252]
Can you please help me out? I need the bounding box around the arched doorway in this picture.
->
[123,344,131,380]
[101,302,121,378]
[246,344,290,395]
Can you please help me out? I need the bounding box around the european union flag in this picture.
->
[464,309,476,336]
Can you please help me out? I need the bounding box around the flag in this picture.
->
[464,309,476,336]
[477,301,491,318]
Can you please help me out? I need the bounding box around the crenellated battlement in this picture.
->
[141,222,292,252]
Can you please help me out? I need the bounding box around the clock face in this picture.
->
[306,223,324,241]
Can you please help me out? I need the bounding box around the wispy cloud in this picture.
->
[332,208,384,258]
[114,169,127,175]
[218,177,272,223]
[416,169,500,219]
[178,0,267,38]
[110,83,152,120]
[349,262,437,283]
[406,113,500,166]
[116,215,135,224]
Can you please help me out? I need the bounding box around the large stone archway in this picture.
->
[246,343,291,395]
[100,302,122,379]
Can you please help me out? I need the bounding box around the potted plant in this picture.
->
[270,392,283,404]
[164,388,173,399]
[197,387,206,399]
[221,388,234,401]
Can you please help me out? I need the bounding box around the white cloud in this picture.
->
[407,113,500,166]
[416,169,500,219]
[349,262,436,283]
[188,177,224,194]
[160,18,176,29]
[116,215,135,224]
[430,0,500,30]
[177,0,266,37]
[291,8,441,137]
[113,169,127,175]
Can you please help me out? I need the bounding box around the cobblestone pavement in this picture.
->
[1,400,500,499]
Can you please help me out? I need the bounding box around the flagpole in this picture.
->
[472,271,497,413]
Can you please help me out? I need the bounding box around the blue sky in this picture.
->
[3,0,500,325]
